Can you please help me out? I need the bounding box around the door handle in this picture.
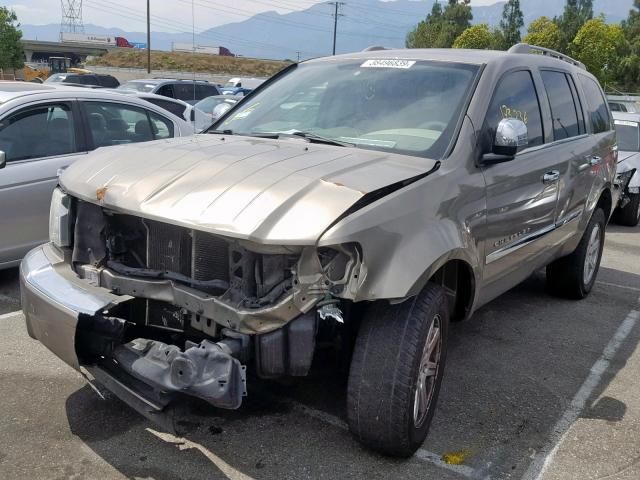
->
[542,170,560,184]
[589,156,602,166]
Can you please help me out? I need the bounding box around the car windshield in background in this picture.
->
[45,74,67,83]
[118,81,156,93]
[195,96,237,112]
[615,120,640,152]
[217,59,479,159]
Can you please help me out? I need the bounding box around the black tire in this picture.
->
[546,208,606,299]
[614,193,640,227]
[347,283,449,457]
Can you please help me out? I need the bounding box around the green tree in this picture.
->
[406,1,445,48]
[406,0,472,49]
[556,0,594,51]
[499,0,524,49]
[617,0,640,89]
[453,24,501,50]
[569,16,627,86]
[523,16,562,51]
[0,7,24,73]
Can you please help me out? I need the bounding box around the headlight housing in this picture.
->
[49,188,72,248]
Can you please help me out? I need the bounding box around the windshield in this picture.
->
[216,59,478,158]
[615,120,640,152]
[118,81,156,93]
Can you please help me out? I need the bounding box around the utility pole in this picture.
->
[146,0,151,74]
[327,2,345,56]
[296,51,301,62]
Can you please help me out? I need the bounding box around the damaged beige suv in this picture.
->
[21,45,616,457]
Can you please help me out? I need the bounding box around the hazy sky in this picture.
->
[4,0,501,31]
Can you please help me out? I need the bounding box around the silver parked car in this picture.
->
[612,112,640,225]
[21,45,616,457]
[0,82,193,269]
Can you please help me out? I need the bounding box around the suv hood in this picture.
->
[60,134,436,244]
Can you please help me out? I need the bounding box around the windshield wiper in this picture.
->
[207,129,234,135]
[285,131,355,147]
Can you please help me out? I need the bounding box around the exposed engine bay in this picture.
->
[67,199,364,414]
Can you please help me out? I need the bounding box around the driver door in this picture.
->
[479,69,564,303]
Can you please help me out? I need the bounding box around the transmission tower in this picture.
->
[60,0,85,34]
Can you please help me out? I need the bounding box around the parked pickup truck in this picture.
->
[20,44,617,457]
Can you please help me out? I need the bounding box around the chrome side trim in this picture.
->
[486,209,583,264]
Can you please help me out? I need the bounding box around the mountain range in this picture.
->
[20,0,635,60]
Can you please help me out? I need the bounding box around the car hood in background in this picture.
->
[60,135,437,244]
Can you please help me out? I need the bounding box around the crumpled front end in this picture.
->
[21,190,364,423]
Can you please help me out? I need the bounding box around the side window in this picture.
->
[147,98,186,118]
[97,75,119,88]
[578,75,611,134]
[485,70,544,150]
[540,71,581,141]
[195,84,218,99]
[173,83,196,101]
[148,111,175,139]
[0,103,76,161]
[83,101,155,148]
[156,84,174,98]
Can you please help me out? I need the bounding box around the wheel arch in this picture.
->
[408,250,478,322]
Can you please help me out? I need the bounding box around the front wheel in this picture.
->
[347,283,449,457]
[546,208,606,299]
[614,192,640,227]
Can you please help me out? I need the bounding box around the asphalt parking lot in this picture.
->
[1,224,639,480]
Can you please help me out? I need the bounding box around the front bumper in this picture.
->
[20,243,130,370]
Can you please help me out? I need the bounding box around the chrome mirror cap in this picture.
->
[495,118,528,149]
[0,150,5,169]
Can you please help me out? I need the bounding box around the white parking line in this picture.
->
[522,304,640,480]
[0,310,22,320]
[147,428,255,480]
[596,281,640,293]
[281,397,476,478]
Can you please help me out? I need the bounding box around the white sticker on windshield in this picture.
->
[361,59,416,69]
[615,120,638,127]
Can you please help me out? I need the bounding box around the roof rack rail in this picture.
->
[362,45,386,52]
[508,43,586,70]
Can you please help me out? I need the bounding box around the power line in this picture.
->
[328,1,345,55]
[60,0,84,34]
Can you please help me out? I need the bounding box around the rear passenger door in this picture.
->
[479,69,566,302]
[0,101,86,264]
[539,69,596,238]
[79,101,175,149]
[575,75,617,220]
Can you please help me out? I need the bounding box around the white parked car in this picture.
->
[0,82,193,269]
[111,89,195,127]
[612,112,640,226]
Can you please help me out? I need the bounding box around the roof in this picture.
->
[306,47,589,72]
[124,78,212,84]
[0,82,57,102]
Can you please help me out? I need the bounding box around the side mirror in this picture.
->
[0,150,5,169]
[481,118,528,165]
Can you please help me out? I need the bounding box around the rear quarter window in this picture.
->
[578,75,612,134]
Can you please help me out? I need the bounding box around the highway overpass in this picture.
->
[21,39,116,65]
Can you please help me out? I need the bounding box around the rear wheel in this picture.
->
[614,192,640,227]
[347,283,449,457]
[546,208,605,299]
